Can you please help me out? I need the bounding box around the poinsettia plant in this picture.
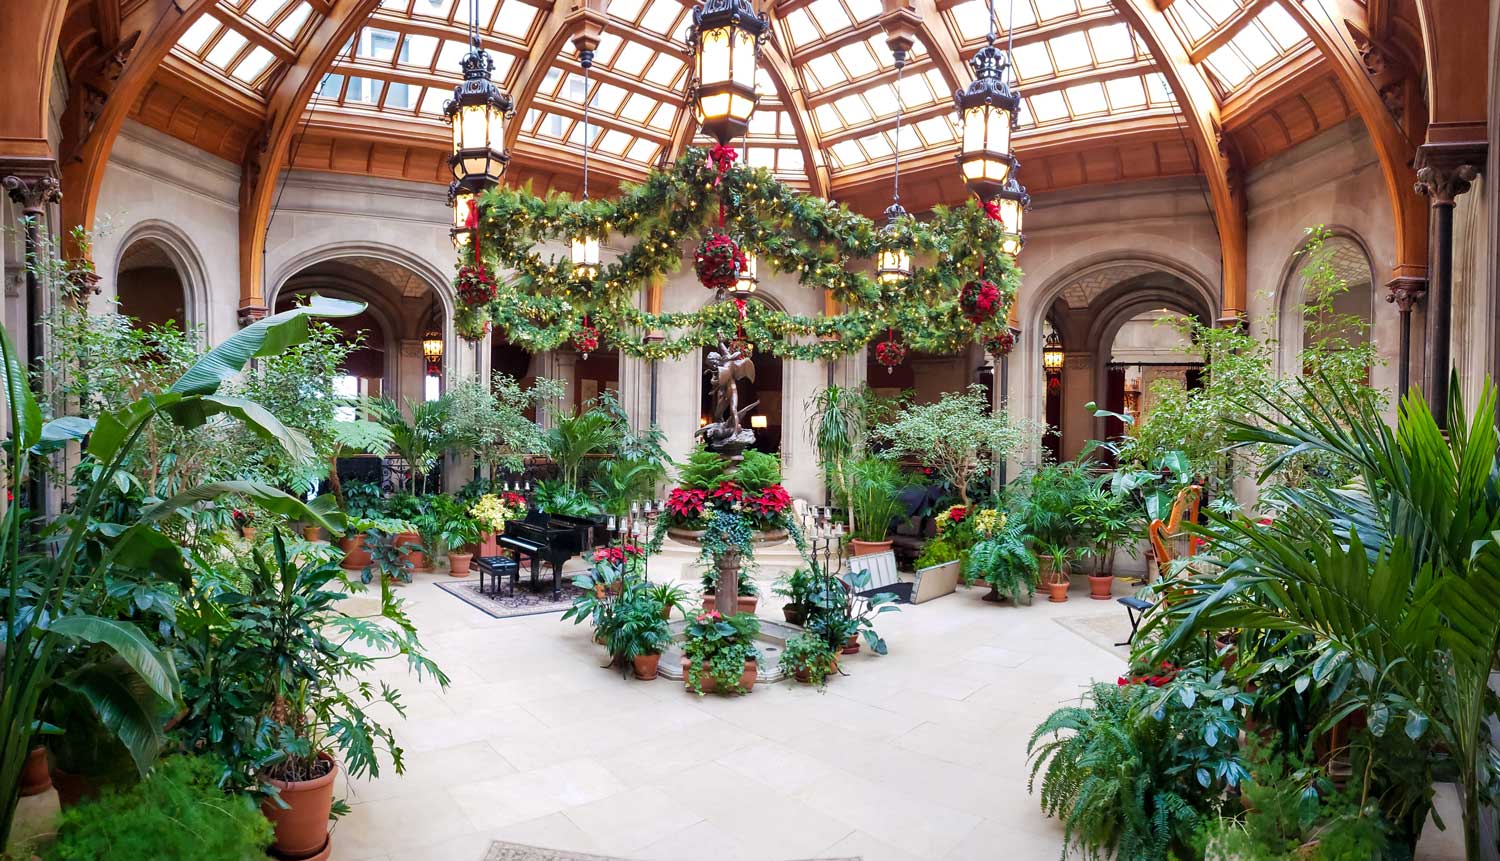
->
[694,232,746,292]
[960,279,1001,326]
[985,330,1015,356]
[456,264,498,307]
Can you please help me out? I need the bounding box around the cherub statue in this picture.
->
[697,339,758,455]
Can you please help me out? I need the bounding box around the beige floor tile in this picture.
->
[454,759,629,832]
[715,738,837,795]
[818,828,922,861]
[561,785,705,852]
[333,789,478,858]
[795,769,981,858]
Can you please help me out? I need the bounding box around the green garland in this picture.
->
[458,146,1021,360]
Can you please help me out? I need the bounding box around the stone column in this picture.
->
[3,169,60,517]
[1414,144,1485,424]
[552,351,579,415]
[1059,351,1092,460]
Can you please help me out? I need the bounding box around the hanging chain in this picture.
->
[1006,0,1016,84]
[470,0,479,48]
[984,0,997,47]
[581,57,591,201]
[892,55,904,206]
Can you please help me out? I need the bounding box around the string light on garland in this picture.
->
[684,0,769,145]
[953,0,1020,200]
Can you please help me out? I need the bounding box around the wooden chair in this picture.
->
[1147,484,1202,584]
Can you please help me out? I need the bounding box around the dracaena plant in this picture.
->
[0,297,361,848]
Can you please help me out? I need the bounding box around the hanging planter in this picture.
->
[874,336,907,374]
[960,279,1001,326]
[695,232,747,292]
[985,330,1015,356]
[455,264,497,307]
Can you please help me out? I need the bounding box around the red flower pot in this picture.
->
[448,552,473,577]
[849,539,893,556]
[339,534,370,570]
[1087,574,1114,600]
[632,653,661,680]
[396,532,428,572]
[682,658,757,694]
[841,635,860,655]
[262,754,337,859]
[20,746,50,796]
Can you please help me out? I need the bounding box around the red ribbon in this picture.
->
[983,199,1002,221]
[466,198,482,265]
[734,297,747,338]
[709,144,738,186]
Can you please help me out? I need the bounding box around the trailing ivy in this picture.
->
[459,146,1021,359]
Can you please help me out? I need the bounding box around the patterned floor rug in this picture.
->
[483,842,858,861]
[436,578,586,619]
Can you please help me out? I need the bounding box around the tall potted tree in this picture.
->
[873,385,1032,507]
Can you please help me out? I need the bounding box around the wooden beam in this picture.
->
[239,0,385,319]
[758,34,832,196]
[1186,0,1273,65]
[1282,0,1428,287]
[60,0,222,247]
[1411,0,1489,145]
[504,0,597,153]
[0,0,69,162]
[1111,0,1246,321]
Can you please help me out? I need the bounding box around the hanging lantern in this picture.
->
[571,233,601,280]
[443,36,515,193]
[448,182,475,250]
[994,174,1030,256]
[731,250,758,295]
[685,0,768,145]
[953,44,1019,200]
[875,203,912,285]
[1042,331,1065,373]
[423,329,444,374]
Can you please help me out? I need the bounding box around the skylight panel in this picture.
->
[1089,24,1134,64]
[178,16,220,53]
[847,0,883,23]
[808,0,853,34]
[614,42,651,76]
[1205,43,1252,88]
[419,88,447,114]
[865,83,898,117]
[1011,43,1053,80]
[1004,0,1036,29]
[627,139,658,163]
[231,45,276,82]
[313,74,343,100]
[436,40,467,72]
[813,103,840,133]
[834,94,871,125]
[915,115,955,145]
[749,110,777,134]
[275,3,313,39]
[609,0,645,23]
[781,149,804,171]
[206,30,248,69]
[621,93,654,123]
[1258,4,1307,51]
[599,130,632,155]
[360,29,400,62]
[898,72,936,105]
[1065,82,1107,115]
[1170,3,1213,41]
[1146,72,1174,103]
[1197,0,1241,24]
[1230,25,1277,68]
[1105,75,1146,108]
[784,9,819,48]
[410,0,453,18]
[1049,31,1092,72]
[639,0,681,35]
[385,82,415,109]
[247,0,291,25]
[806,55,845,89]
[345,76,384,105]
[1028,90,1069,122]
[592,32,622,66]
[830,140,862,167]
[402,34,438,67]
[836,42,879,77]
[594,83,626,113]
[648,104,676,129]
[493,0,537,38]
[1034,0,1077,21]
[747,147,775,169]
[949,2,991,42]
[643,54,682,86]
[860,133,893,159]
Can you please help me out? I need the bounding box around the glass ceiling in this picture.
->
[170,0,1317,181]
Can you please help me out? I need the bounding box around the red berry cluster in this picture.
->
[874,338,907,370]
[985,330,1016,356]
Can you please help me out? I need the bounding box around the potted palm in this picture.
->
[434,499,481,576]
[1076,486,1135,599]
[606,591,673,680]
[247,531,447,858]
[845,457,908,556]
[643,581,689,621]
[1036,540,1081,603]
[772,567,817,625]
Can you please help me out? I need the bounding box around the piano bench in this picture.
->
[476,556,520,597]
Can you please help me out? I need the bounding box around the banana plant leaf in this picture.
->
[46,614,178,704]
[170,296,364,397]
[140,482,346,537]
[57,656,171,776]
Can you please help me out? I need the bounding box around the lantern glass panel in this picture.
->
[572,235,600,277]
[459,103,489,153]
[699,27,731,87]
[1001,235,1021,256]
[730,28,755,91]
[998,196,1022,234]
[876,249,910,284]
[733,251,758,294]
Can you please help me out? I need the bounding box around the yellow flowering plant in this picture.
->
[470,492,526,533]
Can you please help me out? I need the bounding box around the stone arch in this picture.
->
[1272,227,1377,376]
[273,274,404,393]
[112,219,212,339]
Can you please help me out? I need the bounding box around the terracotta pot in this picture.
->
[1047,580,1070,603]
[632,653,661,680]
[302,525,323,542]
[782,603,806,625]
[682,658,757,694]
[20,746,50,796]
[448,551,473,577]
[339,534,370,570]
[660,604,674,621]
[1087,574,1113,600]
[50,768,99,809]
[262,754,337,859]
[841,634,860,655]
[395,532,429,572]
[736,595,758,615]
[241,526,257,542]
[595,584,609,600]
[849,538,893,556]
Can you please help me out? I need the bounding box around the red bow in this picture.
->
[466,198,482,264]
[709,145,738,186]
[734,297,747,338]
[983,199,1002,221]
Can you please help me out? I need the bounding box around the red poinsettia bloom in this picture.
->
[749,484,792,516]
[948,506,968,523]
[455,264,498,307]
[960,279,1001,326]
[710,481,745,505]
[502,491,527,509]
[593,546,625,565]
[694,233,747,292]
[667,487,708,519]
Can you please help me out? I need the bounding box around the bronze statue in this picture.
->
[697,339,758,455]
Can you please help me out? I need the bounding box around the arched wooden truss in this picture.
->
[21,0,1489,322]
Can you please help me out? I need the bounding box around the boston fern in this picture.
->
[965,527,1038,603]
[1027,682,1203,860]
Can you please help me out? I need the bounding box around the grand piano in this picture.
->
[490,510,606,599]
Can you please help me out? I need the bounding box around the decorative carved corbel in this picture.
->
[3,175,62,214]
[1384,275,1426,312]
[237,305,268,327]
[1414,162,1480,205]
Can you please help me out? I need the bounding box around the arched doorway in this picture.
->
[1277,231,1375,375]
[116,238,187,330]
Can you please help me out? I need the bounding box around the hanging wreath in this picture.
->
[455,305,492,343]
[456,264,497,307]
[985,330,1016,356]
[573,321,600,358]
[874,337,907,373]
[960,279,1002,326]
[694,232,746,292]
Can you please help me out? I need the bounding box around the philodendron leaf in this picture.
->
[170,296,364,396]
[1405,709,1429,741]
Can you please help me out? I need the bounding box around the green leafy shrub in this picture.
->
[682,610,761,695]
[677,445,729,490]
[48,755,272,861]
[780,632,837,687]
[843,457,908,543]
[965,526,1038,602]
[733,450,782,492]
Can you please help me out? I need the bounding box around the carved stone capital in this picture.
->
[1413,142,1486,205]
[1385,275,1427,313]
[237,305,268,327]
[2,174,61,214]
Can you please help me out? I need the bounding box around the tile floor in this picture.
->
[331,561,1126,861]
